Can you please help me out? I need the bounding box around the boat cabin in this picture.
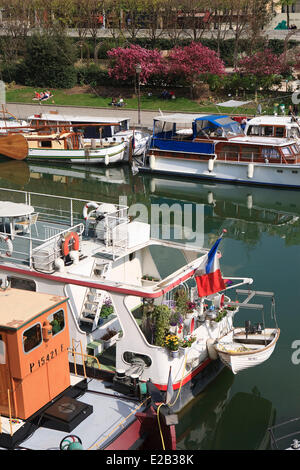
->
[24,131,82,150]
[150,114,245,156]
[245,116,300,140]
[0,288,69,420]
[152,114,244,148]
[27,112,130,140]
[215,137,300,164]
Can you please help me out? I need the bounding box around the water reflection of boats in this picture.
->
[146,175,300,220]
[28,163,128,185]
[0,161,147,205]
[212,391,275,450]
[176,371,275,450]
[0,160,30,187]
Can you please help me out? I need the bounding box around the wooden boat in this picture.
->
[26,112,150,158]
[23,130,126,164]
[214,327,280,374]
[140,113,300,188]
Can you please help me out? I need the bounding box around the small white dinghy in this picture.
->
[214,327,280,374]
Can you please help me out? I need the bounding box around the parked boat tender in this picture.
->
[214,327,280,374]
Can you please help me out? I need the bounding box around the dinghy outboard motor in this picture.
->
[245,320,263,338]
[245,320,251,338]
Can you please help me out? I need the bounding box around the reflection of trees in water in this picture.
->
[219,216,300,247]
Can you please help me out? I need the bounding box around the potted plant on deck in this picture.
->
[180,335,196,350]
[98,297,114,325]
[165,334,180,358]
[100,328,119,349]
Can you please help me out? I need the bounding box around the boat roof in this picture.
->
[27,113,130,124]
[246,116,299,126]
[154,113,238,128]
[154,113,208,124]
[229,135,297,146]
[0,288,66,330]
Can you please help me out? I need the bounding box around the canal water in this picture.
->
[2,159,300,450]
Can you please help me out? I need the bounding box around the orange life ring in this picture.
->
[62,232,80,257]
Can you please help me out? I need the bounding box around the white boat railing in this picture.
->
[0,186,129,268]
[218,151,295,165]
[0,187,128,228]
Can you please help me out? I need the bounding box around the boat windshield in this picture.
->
[195,117,243,138]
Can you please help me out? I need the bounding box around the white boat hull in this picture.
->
[214,328,280,374]
[143,154,300,188]
[27,142,126,164]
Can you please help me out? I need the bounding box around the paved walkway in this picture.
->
[5,102,166,129]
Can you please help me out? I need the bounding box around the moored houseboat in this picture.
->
[140,113,300,188]
[0,187,279,415]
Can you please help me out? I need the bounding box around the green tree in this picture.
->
[22,33,77,88]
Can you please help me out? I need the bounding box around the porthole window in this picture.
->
[23,324,42,353]
[123,351,152,368]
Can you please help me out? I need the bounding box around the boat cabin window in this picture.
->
[282,146,293,156]
[262,126,274,136]
[247,125,260,136]
[7,277,36,291]
[123,351,152,368]
[262,147,280,159]
[0,335,6,364]
[287,127,300,138]
[23,323,42,353]
[154,120,174,138]
[220,144,239,158]
[40,140,52,148]
[48,309,65,336]
[274,127,284,138]
[240,146,259,159]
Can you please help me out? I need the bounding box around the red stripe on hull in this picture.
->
[154,358,211,391]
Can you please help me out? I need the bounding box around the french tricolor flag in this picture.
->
[195,233,226,298]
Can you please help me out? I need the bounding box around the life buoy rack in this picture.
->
[0,235,13,257]
[82,201,99,220]
[62,232,80,257]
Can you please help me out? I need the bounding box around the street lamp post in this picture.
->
[135,64,142,127]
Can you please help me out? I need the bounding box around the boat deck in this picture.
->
[12,374,145,450]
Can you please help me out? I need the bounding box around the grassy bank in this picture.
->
[5,85,279,116]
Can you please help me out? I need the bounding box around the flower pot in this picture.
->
[169,349,179,358]
[103,333,119,349]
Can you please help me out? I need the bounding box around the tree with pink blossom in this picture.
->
[236,49,290,77]
[107,44,166,90]
[166,42,226,97]
[235,49,293,95]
